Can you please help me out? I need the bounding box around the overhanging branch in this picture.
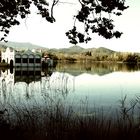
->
[51,0,59,22]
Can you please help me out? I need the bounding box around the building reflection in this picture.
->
[14,67,41,84]
[0,67,74,107]
[0,67,53,84]
[0,67,54,103]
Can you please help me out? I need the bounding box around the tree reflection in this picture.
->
[0,62,140,109]
[56,62,140,76]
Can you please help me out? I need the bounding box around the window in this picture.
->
[35,71,41,75]
[29,71,34,75]
[22,71,27,75]
[15,58,21,63]
[36,58,41,63]
[29,58,34,63]
[23,58,28,63]
[15,71,21,76]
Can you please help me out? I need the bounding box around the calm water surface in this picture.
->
[0,62,140,113]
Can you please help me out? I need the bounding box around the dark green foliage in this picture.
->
[66,0,128,44]
[0,0,53,42]
[123,54,139,63]
[0,0,128,44]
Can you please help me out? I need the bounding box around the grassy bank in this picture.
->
[0,96,140,140]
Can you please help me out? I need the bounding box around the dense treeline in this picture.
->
[45,52,140,63]
[1,47,140,64]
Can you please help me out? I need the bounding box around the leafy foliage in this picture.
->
[0,0,128,44]
[66,0,128,44]
[0,0,54,42]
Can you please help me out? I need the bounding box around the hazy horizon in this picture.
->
[1,41,140,53]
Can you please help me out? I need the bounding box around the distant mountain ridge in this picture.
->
[49,45,85,54]
[0,41,115,55]
[48,46,115,55]
[0,41,47,51]
[89,47,115,54]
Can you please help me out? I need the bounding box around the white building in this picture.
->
[1,47,15,66]
[1,47,42,67]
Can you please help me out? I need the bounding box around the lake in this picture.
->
[0,62,140,115]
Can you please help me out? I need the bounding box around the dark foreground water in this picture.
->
[0,62,140,115]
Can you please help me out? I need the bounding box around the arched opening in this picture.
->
[15,54,22,63]
[22,54,28,64]
[10,59,13,67]
[2,59,5,63]
[29,54,34,64]
[35,55,41,63]
[10,67,13,74]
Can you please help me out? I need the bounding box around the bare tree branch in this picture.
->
[58,1,76,5]
[78,0,83,5]
[51,0,59,21]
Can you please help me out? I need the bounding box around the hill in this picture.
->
[94,47,114,53]
[48,45,84,54]
[89,47,115,55]
[48,46,115,55]
[0,41,47,51]
[60,46,115,55]
[0,41,115,56]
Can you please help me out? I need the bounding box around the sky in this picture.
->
[6,0,140,52]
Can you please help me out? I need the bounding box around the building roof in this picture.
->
[23,49,34,55]
[3,47,14,52]
[15,49,41,56]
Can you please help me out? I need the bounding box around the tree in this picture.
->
[0,0,128,44]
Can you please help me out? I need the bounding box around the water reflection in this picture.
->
[56,62,140,76]
[0,67,52,104]
[14,67,41,84]
[0,66,75,106]
[0,62,140,110]
[1,63,140,140]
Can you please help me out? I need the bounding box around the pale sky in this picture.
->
[6,0,140,52]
